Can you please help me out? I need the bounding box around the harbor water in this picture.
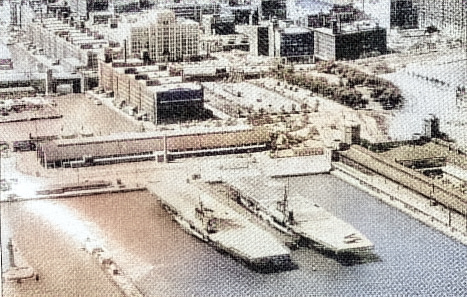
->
[3,174,466,296]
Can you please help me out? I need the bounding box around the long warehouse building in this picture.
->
[37,127,270,168]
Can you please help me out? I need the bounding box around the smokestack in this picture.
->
[124,39,127,63]
[163,134,168,163]
[8,238,16,268]
[19,4,22,29]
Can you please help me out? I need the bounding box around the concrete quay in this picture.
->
[332,162,467,246]
[200,152,331,183]
[1,184,146,203]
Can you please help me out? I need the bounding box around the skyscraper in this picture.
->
[415,0,466,39]
[130,10,200,62]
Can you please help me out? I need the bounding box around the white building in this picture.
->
[130,10,200,62]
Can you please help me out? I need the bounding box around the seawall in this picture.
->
[332,162,467,246]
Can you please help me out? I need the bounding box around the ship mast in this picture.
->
[277,178,294,225]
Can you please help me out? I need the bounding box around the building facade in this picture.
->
[98,59,204,124]
[314,22,386,61]
[162,3,221,22]
[415,0,467,39]
[274,27,314,62]
[130,10,200,62]
[25,18,106,71]
[390,0,418,29]
[261,0,286,20]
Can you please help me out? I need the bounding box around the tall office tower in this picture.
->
[261,0,286,20]
[130,10,200,62]
[390,0,418,29]
[415,0,466,39]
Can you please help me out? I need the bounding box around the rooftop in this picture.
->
[280,26,312,34]
[148,82,202,93]
[313,20,383,35]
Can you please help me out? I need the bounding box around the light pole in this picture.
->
[75,167,80,184]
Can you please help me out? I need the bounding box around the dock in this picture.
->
[1,180,146,203]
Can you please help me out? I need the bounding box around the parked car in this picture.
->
[0,141,9,151]
[13,140,36,152]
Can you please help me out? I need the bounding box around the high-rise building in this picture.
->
[130,10,200,62]
[261,0,286,20]
[67,0,109,19]
[415,0,466,39]
[275,27,314,63]
[390,0,418,29]
[313,21,386,61]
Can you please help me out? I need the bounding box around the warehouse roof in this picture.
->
[39,127,270,163]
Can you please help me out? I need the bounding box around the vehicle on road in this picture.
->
[13,140,36,152]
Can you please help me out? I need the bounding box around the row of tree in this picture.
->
[279,70,368,109]
[314,61,404,109]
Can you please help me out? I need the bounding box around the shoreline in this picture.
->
[332,163,467,247]
[1,186,147,203]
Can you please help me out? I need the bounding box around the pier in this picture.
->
[335,145,467,246]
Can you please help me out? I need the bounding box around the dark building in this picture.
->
[308,4,362,29]
[261,0,286,20]
[154,84,204,123]
[423,114,441,139]
[275,27,314,62]
[257,25,271,56]
[86,0,108,11]
[390,0,418,29]
[226,5,259,25]
[314,22,387,61]
[139,0,151,9]
[113,0,140,13]
[211,14,236,35]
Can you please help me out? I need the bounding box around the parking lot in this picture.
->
[0,94,141,144]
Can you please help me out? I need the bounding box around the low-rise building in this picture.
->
[0,42,13,70]
[37,126,270,168]
[98,59,205,124]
